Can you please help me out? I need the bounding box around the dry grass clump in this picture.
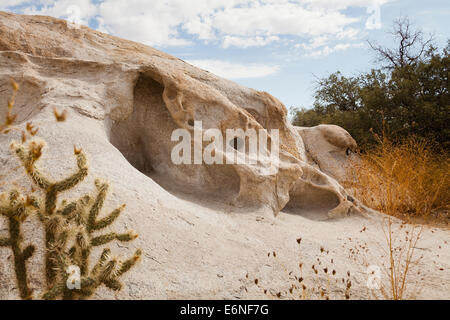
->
[342,219,425,300]
[343,134,442,299]
[345,135,449,225]
[343,133,445,299]
[377,218,424,300]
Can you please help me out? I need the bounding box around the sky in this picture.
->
[1,0,449,109]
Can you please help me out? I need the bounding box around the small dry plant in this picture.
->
[371,217,424,300]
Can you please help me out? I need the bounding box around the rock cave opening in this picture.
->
[109,73,241,205]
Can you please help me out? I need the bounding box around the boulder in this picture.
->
[296,124,358,182]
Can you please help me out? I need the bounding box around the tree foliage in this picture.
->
[293,19,449,150]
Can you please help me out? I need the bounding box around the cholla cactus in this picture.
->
[0,190,39,299]
[0,141,141,300]
[1,80,140,299]
[40,179,141,300]
[13,140,89,284]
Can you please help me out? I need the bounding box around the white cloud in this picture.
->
[97,0,196,47]
[0,0,29,10]
[303,0,392,11]
[93,0,391,48]
[298,36,329,50]
[208,4,358,38]
[222,35,280,49]
[305,42,365,58]
[19,0,97,27]
[2,0,393,52]
[187,59,280,79]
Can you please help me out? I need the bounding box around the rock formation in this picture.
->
[0,10,363,218]
[296,124,359,182]
[0,12,449,300]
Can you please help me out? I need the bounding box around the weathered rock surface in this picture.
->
[296,124,359,182]
[0,12,449,300]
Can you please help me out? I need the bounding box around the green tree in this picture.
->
[293,19,449,150]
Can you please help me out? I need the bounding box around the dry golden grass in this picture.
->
[345,135,449,225]
[344,134,447,299]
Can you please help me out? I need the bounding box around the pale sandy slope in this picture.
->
[0,112,448,299]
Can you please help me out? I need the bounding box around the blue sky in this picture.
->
[1,0,449,109]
